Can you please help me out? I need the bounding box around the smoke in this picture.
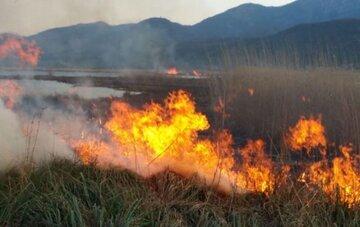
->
[33,19,178,69]
[0,101,27,170]
[0,100,74,171]
[0,79,126,172]
[17,80,125,99]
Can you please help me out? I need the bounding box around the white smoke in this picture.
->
[0,101,27,170]
[18,80,125,99]
[0,100,76,171]
[0,79,124,172]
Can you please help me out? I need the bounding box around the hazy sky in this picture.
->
[0,0,294,36]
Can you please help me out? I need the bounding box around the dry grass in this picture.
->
[0,67,359,226]
[211,67,360,156]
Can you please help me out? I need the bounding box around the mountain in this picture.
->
[191,0,360,39]
[1,0,358,69]
[175,19,360,69]
[30,18,190,69]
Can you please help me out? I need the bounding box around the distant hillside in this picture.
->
[175,19,360,69]
[192,0,360,39]
[1,0,358,69]
[30,19,189,69]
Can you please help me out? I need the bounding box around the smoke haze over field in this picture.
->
[0,0,294,35]
[0,79,127,171]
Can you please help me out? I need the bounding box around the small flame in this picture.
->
[301,95,310,103]
[248,88,255,96]
[0,80,22,109]
[192,70,201,77]
[300,144,360,207]
[167,67,179,76]
[286,116,327,156]
[0,35,42,67]
[236,140,275,194]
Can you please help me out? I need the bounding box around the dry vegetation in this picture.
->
[0,67,359,226]
[213,67,360,154]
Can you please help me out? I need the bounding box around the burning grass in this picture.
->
[70,87,359,209]
[0,67,359,225]
[72,90,279,195]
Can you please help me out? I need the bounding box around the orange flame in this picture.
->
[286,116,327,155]
[192,70,201,77]
[73,90,276,195]
[0,35,41,67]
[167,67,179,76]
[248,88,255,96]
[236,140,275,193]
[300,145,360,207]
[301,95,310,103]
[0,80,22,109]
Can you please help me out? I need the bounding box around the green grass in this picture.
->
[0,159,359,226]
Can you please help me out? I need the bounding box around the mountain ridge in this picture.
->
[1,0,359,69]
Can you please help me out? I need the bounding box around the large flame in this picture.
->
[0,35,41,67]
[300,145,360,207]
[73,90,276,194]
[0,80,22,109]
[286,116,327,155]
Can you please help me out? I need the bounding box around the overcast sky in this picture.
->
[0,0,294,36]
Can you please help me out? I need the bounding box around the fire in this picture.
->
[235,140,275,193]
[0,80,22,109]
[167,67,179,76]
[248,88,255,96]
[73,90,276,195]
[286,116,327,155]
[105,90,210,157]
[192,70,201,77]
[300,145,360,207]
[0,34,41,67]
[301,95,310,103]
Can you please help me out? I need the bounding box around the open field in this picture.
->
[213,68,360,152]
[0,67,359,226]
[1,1,360,225]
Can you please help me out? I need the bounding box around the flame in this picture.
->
[214,97,225,114]
[286,116,327,155]
[73,90,276,195]
[300,145,360,207]
[167,67,179,76]
[235,140,275,193]
[192,70,201,77]
[0,80,22,109]
[0,35,42,67]
[248,88,255,96]
[301,95,310,103]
